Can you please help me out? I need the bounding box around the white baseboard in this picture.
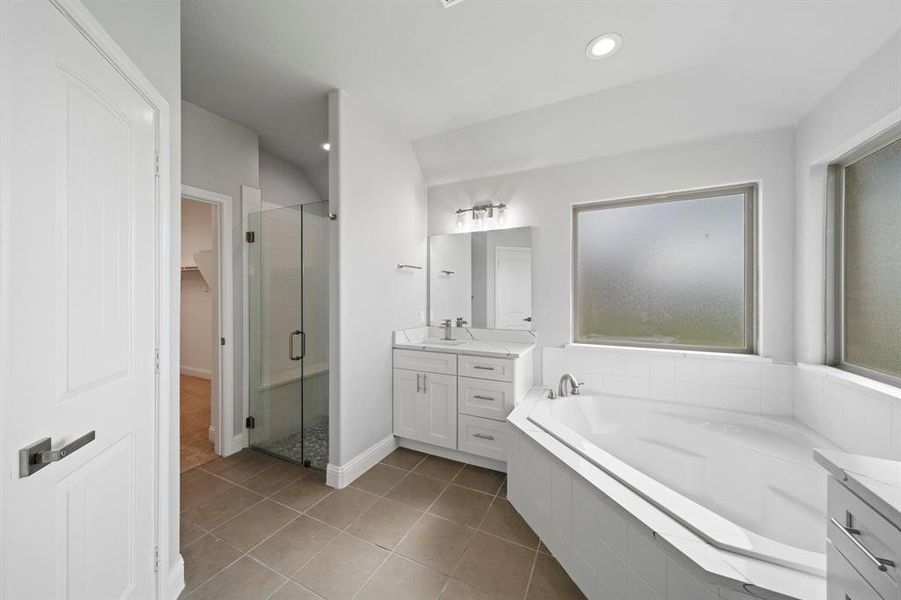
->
[180,366,211,379]
[208,425,216,444]
[326,435,397,489]
[165,554,185,600]
[397,438,507,473]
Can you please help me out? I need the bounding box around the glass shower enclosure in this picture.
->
[247,201,329,469]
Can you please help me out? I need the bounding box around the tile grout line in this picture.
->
[182,451,540,600]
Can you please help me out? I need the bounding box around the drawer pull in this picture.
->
[473,433,495,441]
[473,395,495,401]
[473,365,495,371]
[831,517,896,572]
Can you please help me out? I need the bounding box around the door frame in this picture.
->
[181,185,234,457]
[0,1,178,598]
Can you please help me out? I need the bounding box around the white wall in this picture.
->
[794,32,901,365]
[81,0,183,585]
[791,33,901,458]
[429,128,796,381]
[182,100,259,435]
[331,90,428,465]
[180,199,213,378]
[260,150,323,207]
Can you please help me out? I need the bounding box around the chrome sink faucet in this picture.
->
[558,373,581,397]
[440,319,453,340]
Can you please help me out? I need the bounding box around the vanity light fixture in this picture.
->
[586,32,622,60]
[455,202,507,220]
[320,142,331,152]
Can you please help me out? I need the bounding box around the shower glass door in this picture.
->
[248,201,329,469]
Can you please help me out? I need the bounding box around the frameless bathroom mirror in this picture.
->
[429,227,533,330]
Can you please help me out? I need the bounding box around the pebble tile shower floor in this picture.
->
[179,448,585,599]
[260,417,330,470]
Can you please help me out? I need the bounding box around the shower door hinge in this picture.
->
[154,153,160,178]
[245,416,255,429]
[154,348,160,374]
[220,337,226,346]
[245,231,255,243]
[153,546,160,573]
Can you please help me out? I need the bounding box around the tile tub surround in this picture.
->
[543,345,795,417]
[180,447,584,599]
[507,389,826,600]
[795,364,901,462]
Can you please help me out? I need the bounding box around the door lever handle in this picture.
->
[19,431,96,478]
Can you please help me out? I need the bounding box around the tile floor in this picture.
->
[180,447,585,599]
[181,375,218,472]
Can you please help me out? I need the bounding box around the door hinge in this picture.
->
[153,546,160,573]
[245,231,255,243]
[246,416,255,429]
[154,348,160,373]
[220,337,226,346]
[154,153,160,178]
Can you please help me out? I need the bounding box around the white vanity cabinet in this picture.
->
[392,341,533,464]
[817,450,901,600]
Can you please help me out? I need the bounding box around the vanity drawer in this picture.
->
[458,414,508,462]
[394,349,457,375]
[828,541,884,600]
[459,355,514,382]
[458,377,514,420]
[828,477,900,600]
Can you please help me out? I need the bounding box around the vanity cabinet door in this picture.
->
[420,372,457,450]
[393,369,421,441]
[392,369,457,450]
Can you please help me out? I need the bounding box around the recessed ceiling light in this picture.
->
[321,142,331,152]
[586,33,622,60]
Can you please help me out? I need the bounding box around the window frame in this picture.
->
[827,132,901,387]
[571,183,759,354]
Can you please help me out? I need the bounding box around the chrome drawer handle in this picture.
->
[473,395,495,401]
[473,365,495,371]
[473,433,495,441]
[831,517,896,572]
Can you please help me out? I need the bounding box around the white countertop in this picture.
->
[393,338,534,358]
[815,448,901,525]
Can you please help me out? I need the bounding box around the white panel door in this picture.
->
[0,3,158,599]
[495,246,532,329]
[420,372,457,449]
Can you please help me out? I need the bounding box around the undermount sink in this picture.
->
[423,338,467,346]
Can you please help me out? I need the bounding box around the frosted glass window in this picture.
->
[574,186,756,351]
[841,137,901,381]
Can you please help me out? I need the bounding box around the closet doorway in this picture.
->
[180,186,234,472]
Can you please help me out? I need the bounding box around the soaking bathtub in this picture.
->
[526,393,838,579]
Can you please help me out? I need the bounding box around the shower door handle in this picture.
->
[289,330,303,361]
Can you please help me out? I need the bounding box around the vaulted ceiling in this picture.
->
[182,0,901,177]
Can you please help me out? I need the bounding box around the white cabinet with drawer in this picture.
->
[392,341,533,464]
[827,477,900,600]
[819,450,901,600]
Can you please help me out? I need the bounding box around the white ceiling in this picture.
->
[182,0,901,174]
